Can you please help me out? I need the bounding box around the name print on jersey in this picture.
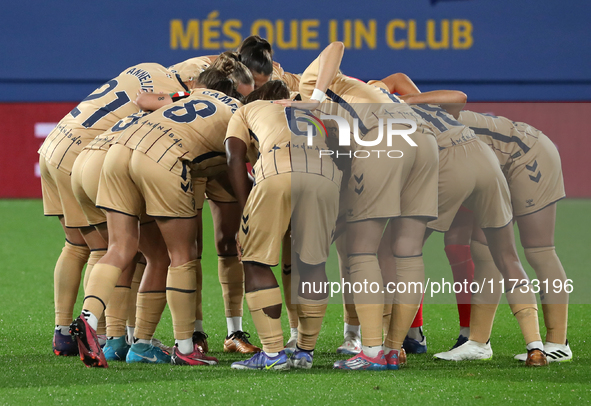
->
[125,68,155,92]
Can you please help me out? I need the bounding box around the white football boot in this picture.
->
[514,340,572,362]
[336,332,362,355]
[434,339,493,361]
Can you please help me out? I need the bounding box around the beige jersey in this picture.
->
[458,110,541,167]
[273,63,301,92]
[225,100,341,187]
[39,63,187,174]
[300,58,431,148]
[410,104,476,149]
[115,88,241,177]
[168,56,213,82]
[366,79,390,92]
[84,111,150,152]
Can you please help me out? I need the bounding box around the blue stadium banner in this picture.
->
[1,0,589,101]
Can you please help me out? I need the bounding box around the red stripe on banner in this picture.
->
[465,102,591,198]
[0,102,77,198]
[0,102,589,198]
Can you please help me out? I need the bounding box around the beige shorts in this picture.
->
[130,151,197,218]
[40,156,89,228]
[240,172,339,266]
[97,145,197,219]
[291,172,340,265]
[96,144,145,218]
[192,176,236,211]
[428,139,513,232]
[240,173,292,266]
[506,134,565,216]
[71,149,107,226]
[346,130,439,222]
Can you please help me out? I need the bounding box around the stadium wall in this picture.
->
[1,0,590,101]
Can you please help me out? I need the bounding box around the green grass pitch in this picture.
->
[0,199,589,405]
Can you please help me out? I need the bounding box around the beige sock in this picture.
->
[297,297,328,350]
[349,255,384,347]
[83,263,123,320]
[195,258,203,323]
[384,256,424,350]
[135,291,167,340]
[105,286,130,337]
[524,246,568,344]
[506,296,541,345]
[54,241,90,326]
[126,261,146,328]
[245,287,284,353]
[83,249,106,292]
[219,255,244,318]
[166,260,197,340]
[469,241,503,343]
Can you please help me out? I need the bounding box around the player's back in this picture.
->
[227,100,341,186]
[116,88,241,176]
[411,104,477,149]
[273,63,301,92]
[168,56,213,82]
[39,62,187,173]
[459,110,540,167]
[85,112,150,152]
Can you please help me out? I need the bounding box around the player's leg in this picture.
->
[281,232,300,353]
[467,227,502,348]
[336,234,361,355]
[379,221,427,355]
[102,254,136,361]
[191,178,208,352]
[231,174,291,371]
[435,225,504,360]
[515,203,571,361]
[333,218,388,370]
[52,220,90,355]
[209,198,260,353]
[126,220,172,364]
[383,217,429,369]
[443,207,475,347]
[382,131,438,369]
[507,134,569,360]
[470,143,546,365]
[70,145,143,367]
[78,226,109,345]
[71,151,112,347]
[482,224,546,363]
[70,210,140,368]
[290,173,339,369]
[125,255,146,345]
[156,216,217,365]
[41,157,91,356]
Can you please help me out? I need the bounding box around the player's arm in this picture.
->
[134,91,190,111]
[225,109,254,210]
[225,137,251,211]
[275,41,345,108]
[400,90,467,119]
[380,72,421,95]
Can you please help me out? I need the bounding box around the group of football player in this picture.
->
[40,35,571,370]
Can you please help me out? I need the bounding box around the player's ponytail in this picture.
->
[238,35,274,76]
[244,80,290,104]
[213,51,254,88]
